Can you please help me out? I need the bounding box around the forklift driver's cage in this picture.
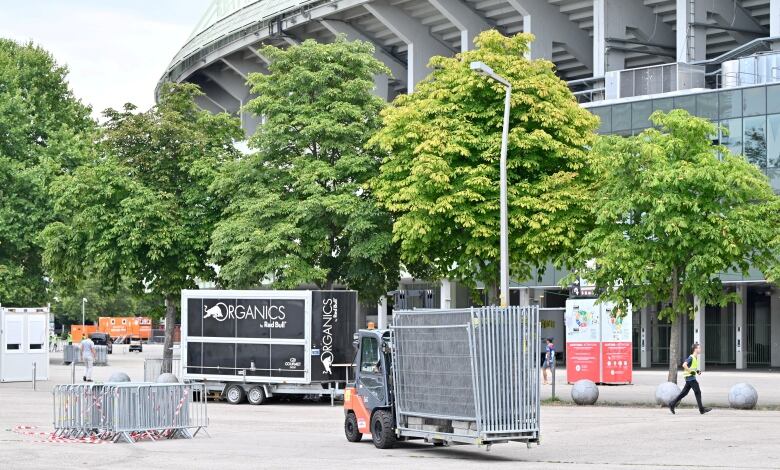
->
[391,306,540,445]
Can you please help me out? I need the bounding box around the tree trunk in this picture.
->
[162,294,177,374]
[667,267,681,384]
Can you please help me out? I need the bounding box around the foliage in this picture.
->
[41,82,243,363]
[574,110,780,381]
[210,37,399,302]
[369,31,598,296]
[0,39,94,306]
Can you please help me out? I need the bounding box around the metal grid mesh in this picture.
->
[391,306,539,438]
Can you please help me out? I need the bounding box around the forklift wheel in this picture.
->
[344,413,362,442]
[371,410,396,449]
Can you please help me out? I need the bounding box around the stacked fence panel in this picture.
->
[53,383,206,442]
[392,306,539,443]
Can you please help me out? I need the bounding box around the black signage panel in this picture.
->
[269,344,306,378]
[202,342,236,376]
[186,341,203,374]
[311,291,357,380]
[187,298,203,337]
[201,298,238,338]
[196,297,306,339]
[236,343,271,377]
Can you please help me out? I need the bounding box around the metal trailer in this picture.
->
[343,306,540,450]
[180,289,357,405]
[0,306,50,383]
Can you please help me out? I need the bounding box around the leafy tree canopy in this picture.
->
[0,39,94,305]
[574,110,780,381]
[42,82,243,363]
[369,31,598,295]
[210,37,399,301]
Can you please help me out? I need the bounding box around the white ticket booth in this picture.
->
[0,306,50,382]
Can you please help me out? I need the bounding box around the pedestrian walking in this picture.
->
[669,342,711,415]
[542,338,555,385]
[80,335,95,382]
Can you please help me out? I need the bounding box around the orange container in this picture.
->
[70,324,98,343]
[97,316,153,341]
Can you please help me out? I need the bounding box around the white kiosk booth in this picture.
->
[0,306,50,382]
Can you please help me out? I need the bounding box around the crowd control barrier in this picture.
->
[52,383,207,443]
[63,345,108,366]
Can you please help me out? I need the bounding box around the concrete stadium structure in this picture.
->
[160,0,780,371]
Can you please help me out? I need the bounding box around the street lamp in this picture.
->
[470,61,511,307]
[81,297,88,329]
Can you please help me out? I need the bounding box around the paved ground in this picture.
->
[1,346,779,469]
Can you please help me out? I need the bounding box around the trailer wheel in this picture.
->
[225,384,246,404]
[371,410,396,449]
[247,386,266,405]
[344,413,362,442]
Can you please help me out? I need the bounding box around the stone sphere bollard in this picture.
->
[655,382,681,406]
[729,383,758,410]
[156,373,179,383]
[107,371,131,383]
[571,379,599,405]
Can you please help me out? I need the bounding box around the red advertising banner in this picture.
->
[601,341,632,384]
[566,342,601,383]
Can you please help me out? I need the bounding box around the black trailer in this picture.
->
[180,290,357,404]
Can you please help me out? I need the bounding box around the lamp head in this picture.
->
[469,61,494,76]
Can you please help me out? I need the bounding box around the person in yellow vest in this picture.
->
[669,342,712,414]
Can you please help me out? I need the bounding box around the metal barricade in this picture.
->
[52,383,207,443]
[392,306,540,444]
[63,345,108,365]
[143,357,181,382]
[94,345,108,366]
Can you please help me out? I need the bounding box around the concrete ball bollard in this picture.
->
[729,383,758,410]
[156,373,180,383]
[571,379,599,405]
[107,371,131,383]
[655,382,681,406]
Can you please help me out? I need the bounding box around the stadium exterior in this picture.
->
[160,0,780,370]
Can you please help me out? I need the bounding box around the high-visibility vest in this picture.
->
[684,355,699,378]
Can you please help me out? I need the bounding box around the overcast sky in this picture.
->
[0,0,212,118]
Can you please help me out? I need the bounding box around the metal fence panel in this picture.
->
[63,345,108,365]
[391,306,540,443]
[144,358,182,382]
[53,383,207,443]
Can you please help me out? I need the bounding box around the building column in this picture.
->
[640,306,652,368]
[517,288,530,306]
[693,296,706,371]
[736,285,748,369]
[676,0,707,63]
[440,279,456,310]
[427,0,491,53]
[377,296,388,330]
[771,286,780,367]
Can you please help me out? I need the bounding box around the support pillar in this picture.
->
[440,279,456,310]
[676,0,707,63]
[427,0,491,52]
[640,306,652,368]
[517,288,530,306]
[377,296,388,330]
[693,296,706,371]
[736,285,748,369]
[771,286,780,367]
[773,0,780,50]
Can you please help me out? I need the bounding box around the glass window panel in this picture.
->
[743,116,767,170]
[632,100,652,129]
[653,98,673,113]
[742,87,766,116]
[766,114,780,168]
[590,106,611,134]
[767,84,780,114]
[720,118,743,156]
[612,103,631,131]
[767,168,780,193]
[719,89,742,119]
[696,93,718,120]
[674,95,696,115]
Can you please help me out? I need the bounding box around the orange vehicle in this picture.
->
[70,325,98,343]
[97,317,152,342]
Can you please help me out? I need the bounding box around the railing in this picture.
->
[53,383,207,443]
[144,357,182,382]
[63,345,108,366]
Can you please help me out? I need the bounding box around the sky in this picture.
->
[0,0,213,117]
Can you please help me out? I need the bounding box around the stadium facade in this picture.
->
[160,0,780,370]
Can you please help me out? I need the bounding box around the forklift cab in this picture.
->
[343,329,396,448]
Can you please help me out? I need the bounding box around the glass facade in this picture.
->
[588,84,780,192]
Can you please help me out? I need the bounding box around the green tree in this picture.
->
[0,39,94,305]
[574,110,780,382]
[42,83,243,369]
[369,31,598,300]
[210,37,399,302]
[51,276,165,325]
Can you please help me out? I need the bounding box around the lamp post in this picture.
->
[81,297,87,330]
[470,61,511,307]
